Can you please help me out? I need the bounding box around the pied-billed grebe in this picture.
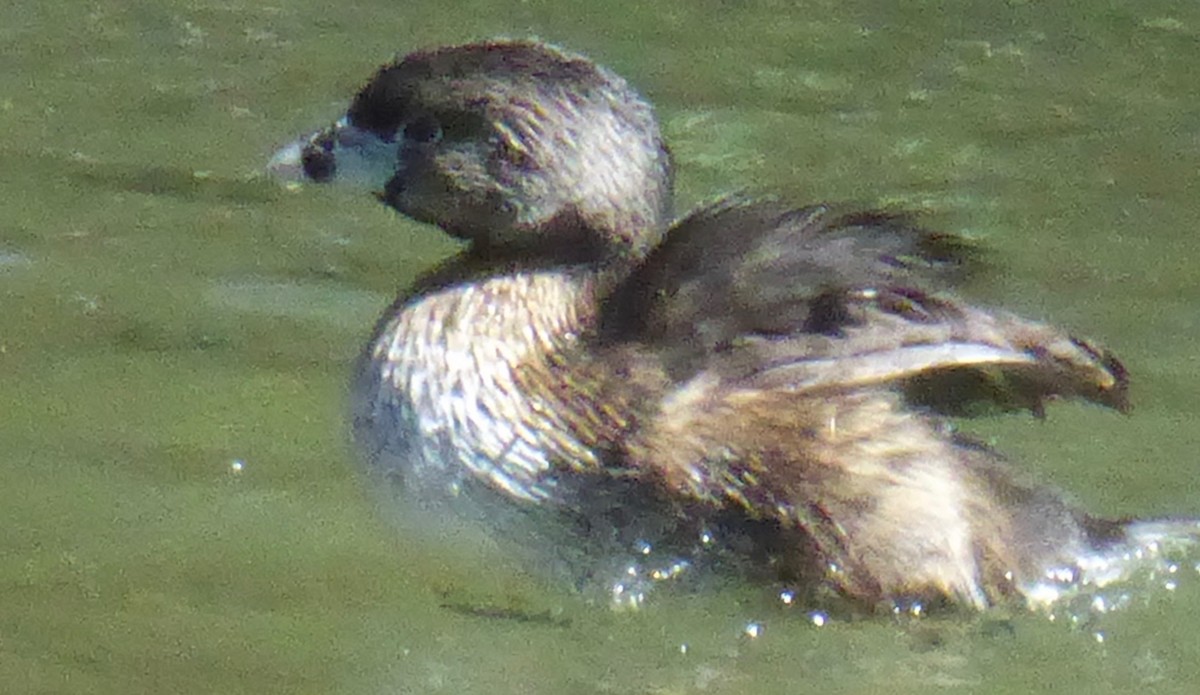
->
[270,39,1191,611]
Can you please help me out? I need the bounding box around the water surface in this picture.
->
[4,0,1200,693]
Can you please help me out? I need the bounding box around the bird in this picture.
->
[269,38,1195,612]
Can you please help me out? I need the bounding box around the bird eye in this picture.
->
[404,115,442,144]
[440,111,485,141]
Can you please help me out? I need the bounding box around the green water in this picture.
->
[4,0,1200,692]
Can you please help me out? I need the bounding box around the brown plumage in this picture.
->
[269,39,1189,612]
